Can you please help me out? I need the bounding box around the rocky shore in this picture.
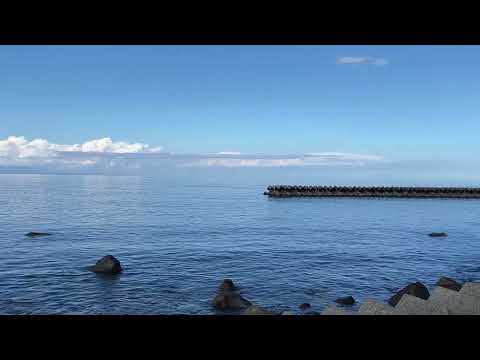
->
[321,277,480,315]
[212,277,480,315]
[20,233,480,315]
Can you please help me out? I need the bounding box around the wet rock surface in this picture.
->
[89,255,122,275]
[429,232,448,237]
[388,282,430,306]
[335,296,355,306]
[436,277,462,291]
[212,279,252,310]
[25,232,51,237]
[299,303,311,310]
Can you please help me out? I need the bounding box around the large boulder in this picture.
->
[243,305,276,315]
[335,296,355,306]
[388,282,430,306]
[90,255,122,275]
[212,279,252,310]
[436,277,462,291]
[25,232,51,237]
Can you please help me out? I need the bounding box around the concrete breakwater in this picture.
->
[264,186,480,198]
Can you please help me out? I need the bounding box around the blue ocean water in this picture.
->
[0,174,479,315]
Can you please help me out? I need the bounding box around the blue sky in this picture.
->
[1,45,479,183]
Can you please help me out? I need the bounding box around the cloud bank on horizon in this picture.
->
[0,135,385,173]
[336,56,388,66]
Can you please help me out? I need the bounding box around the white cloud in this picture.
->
[179,152,385,168]
[336,56,388,66]
[0,136,162,159]
[0,135,385,172]
[304,152,383,161]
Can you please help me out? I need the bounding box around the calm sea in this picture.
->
[0,174,479,314]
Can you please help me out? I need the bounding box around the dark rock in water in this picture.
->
[388,282,430,306]
[25,232,51,237]
[213,293,251,310]
[299,303,311,310]
[335,296,355,306]
[219,279,236,292]
[436,277,462,291]
[243,305,276,315]
[429,232,448,237]
[213,279,252,310]
[263,192,269,195]
[91,255,122,274]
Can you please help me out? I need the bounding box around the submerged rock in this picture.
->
[388,282,430,306]
[299,303,311,310]
[212,279,252,310]
[436,277,462,291]
[429,232,448,237]
[281,311,295,315]
[90,255,122,275]
[335,296,355,306]
[243,305,276,315]
[25,232,51,237]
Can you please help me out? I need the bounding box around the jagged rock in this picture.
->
[428,285,480,315]
[321,304,355,315]
[459,282,480,299]
[429,232,448,237]
[358,299,395,315]
[89,255,122,274]
[25,232,51,237]
[212,279,252,310]
[299,303,311,310]
[388,282,430,306]
[427,286,460,315]
[436,277,462,291]
[243,305,276,315]
[451,294,480,315]
[393,294,431,315]
[335,296,355,306]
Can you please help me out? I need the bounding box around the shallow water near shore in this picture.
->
[1,174,479,315]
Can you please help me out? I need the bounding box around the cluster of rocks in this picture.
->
[211,279,357,315]
[22,231,479,315]
[212,279,278,315]
[211,277,480,316]
[321,277,480,315]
